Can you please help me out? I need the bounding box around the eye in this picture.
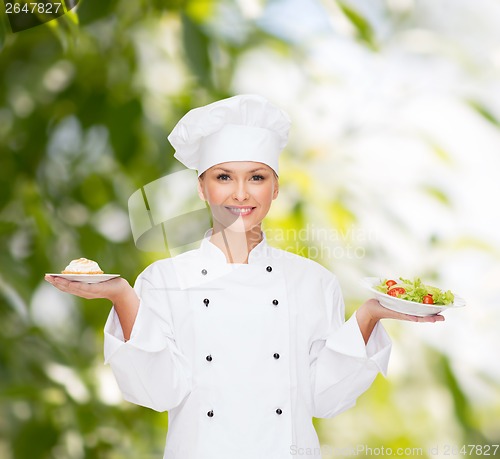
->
[251,175,265,181]
[216,174,230,181]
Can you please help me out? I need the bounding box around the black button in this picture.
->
[273,353,280,359]
[266,266,272,272]
[272,299,279,306]
[207,410,214,417]
[201,269,207,275]
[203,298,210,306]
[206,355,212,362]
[276,408,282,415]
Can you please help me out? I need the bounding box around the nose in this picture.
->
[232,180,249,201]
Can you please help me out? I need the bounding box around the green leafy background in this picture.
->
[1,0,499,458]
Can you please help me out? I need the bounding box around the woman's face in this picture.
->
[198,161,279,233]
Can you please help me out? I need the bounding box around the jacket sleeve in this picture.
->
[310,276,391,418]
[103,264,192,412]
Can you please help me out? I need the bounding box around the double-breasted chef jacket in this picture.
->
[104,228,392,459]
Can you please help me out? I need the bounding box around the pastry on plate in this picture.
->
[62,258,104,275]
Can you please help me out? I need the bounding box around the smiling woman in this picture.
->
[45,94,443,459]
[197,162,279,263]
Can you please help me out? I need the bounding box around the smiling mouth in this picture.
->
[225,206,256,216]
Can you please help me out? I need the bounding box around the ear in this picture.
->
[272,176,279,200]
[197,178,207,201]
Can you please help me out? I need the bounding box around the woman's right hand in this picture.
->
[45,275,140,340]
[44,275,130,303]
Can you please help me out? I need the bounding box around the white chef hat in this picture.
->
[168,94,291,177]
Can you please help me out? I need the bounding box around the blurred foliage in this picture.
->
[1,0,498,458]
[337,0,377,50]
[0,1,300,457]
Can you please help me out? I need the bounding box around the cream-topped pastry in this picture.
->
[62,258,104,274]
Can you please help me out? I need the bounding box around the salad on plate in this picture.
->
[374,277,454,305]
[362,277,465,317]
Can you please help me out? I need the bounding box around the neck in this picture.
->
[210,224,263,264]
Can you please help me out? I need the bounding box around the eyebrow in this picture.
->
[213,167,268,173]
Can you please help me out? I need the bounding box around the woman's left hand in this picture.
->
[359,298,445,323]
[356,298,444,344]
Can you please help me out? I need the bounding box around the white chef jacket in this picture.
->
[104,229,391,459]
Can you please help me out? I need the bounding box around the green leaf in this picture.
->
[0,6,11,51]
[329,200,356,235]
[450,236,498,254]
[12,418,59,459]
[424,140,453,163]
[337,1,377,50]
[181,12,213,89]
[467,99,500,127]
[436,354,483,440]
[423,186,452,206]
[185,0,216,23]
[77,0,119,25]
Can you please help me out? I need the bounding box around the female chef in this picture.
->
[45,94,443,459]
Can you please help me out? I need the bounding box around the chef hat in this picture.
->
[168,94,291,177]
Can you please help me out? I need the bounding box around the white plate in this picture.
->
[46,273,121,284]
[362,277,466,317]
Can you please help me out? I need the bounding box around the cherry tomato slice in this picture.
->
[385,279,397,288]
[388,287,406,297]
[423,295,434,304]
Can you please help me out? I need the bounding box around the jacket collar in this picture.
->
[199,228,271,264]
